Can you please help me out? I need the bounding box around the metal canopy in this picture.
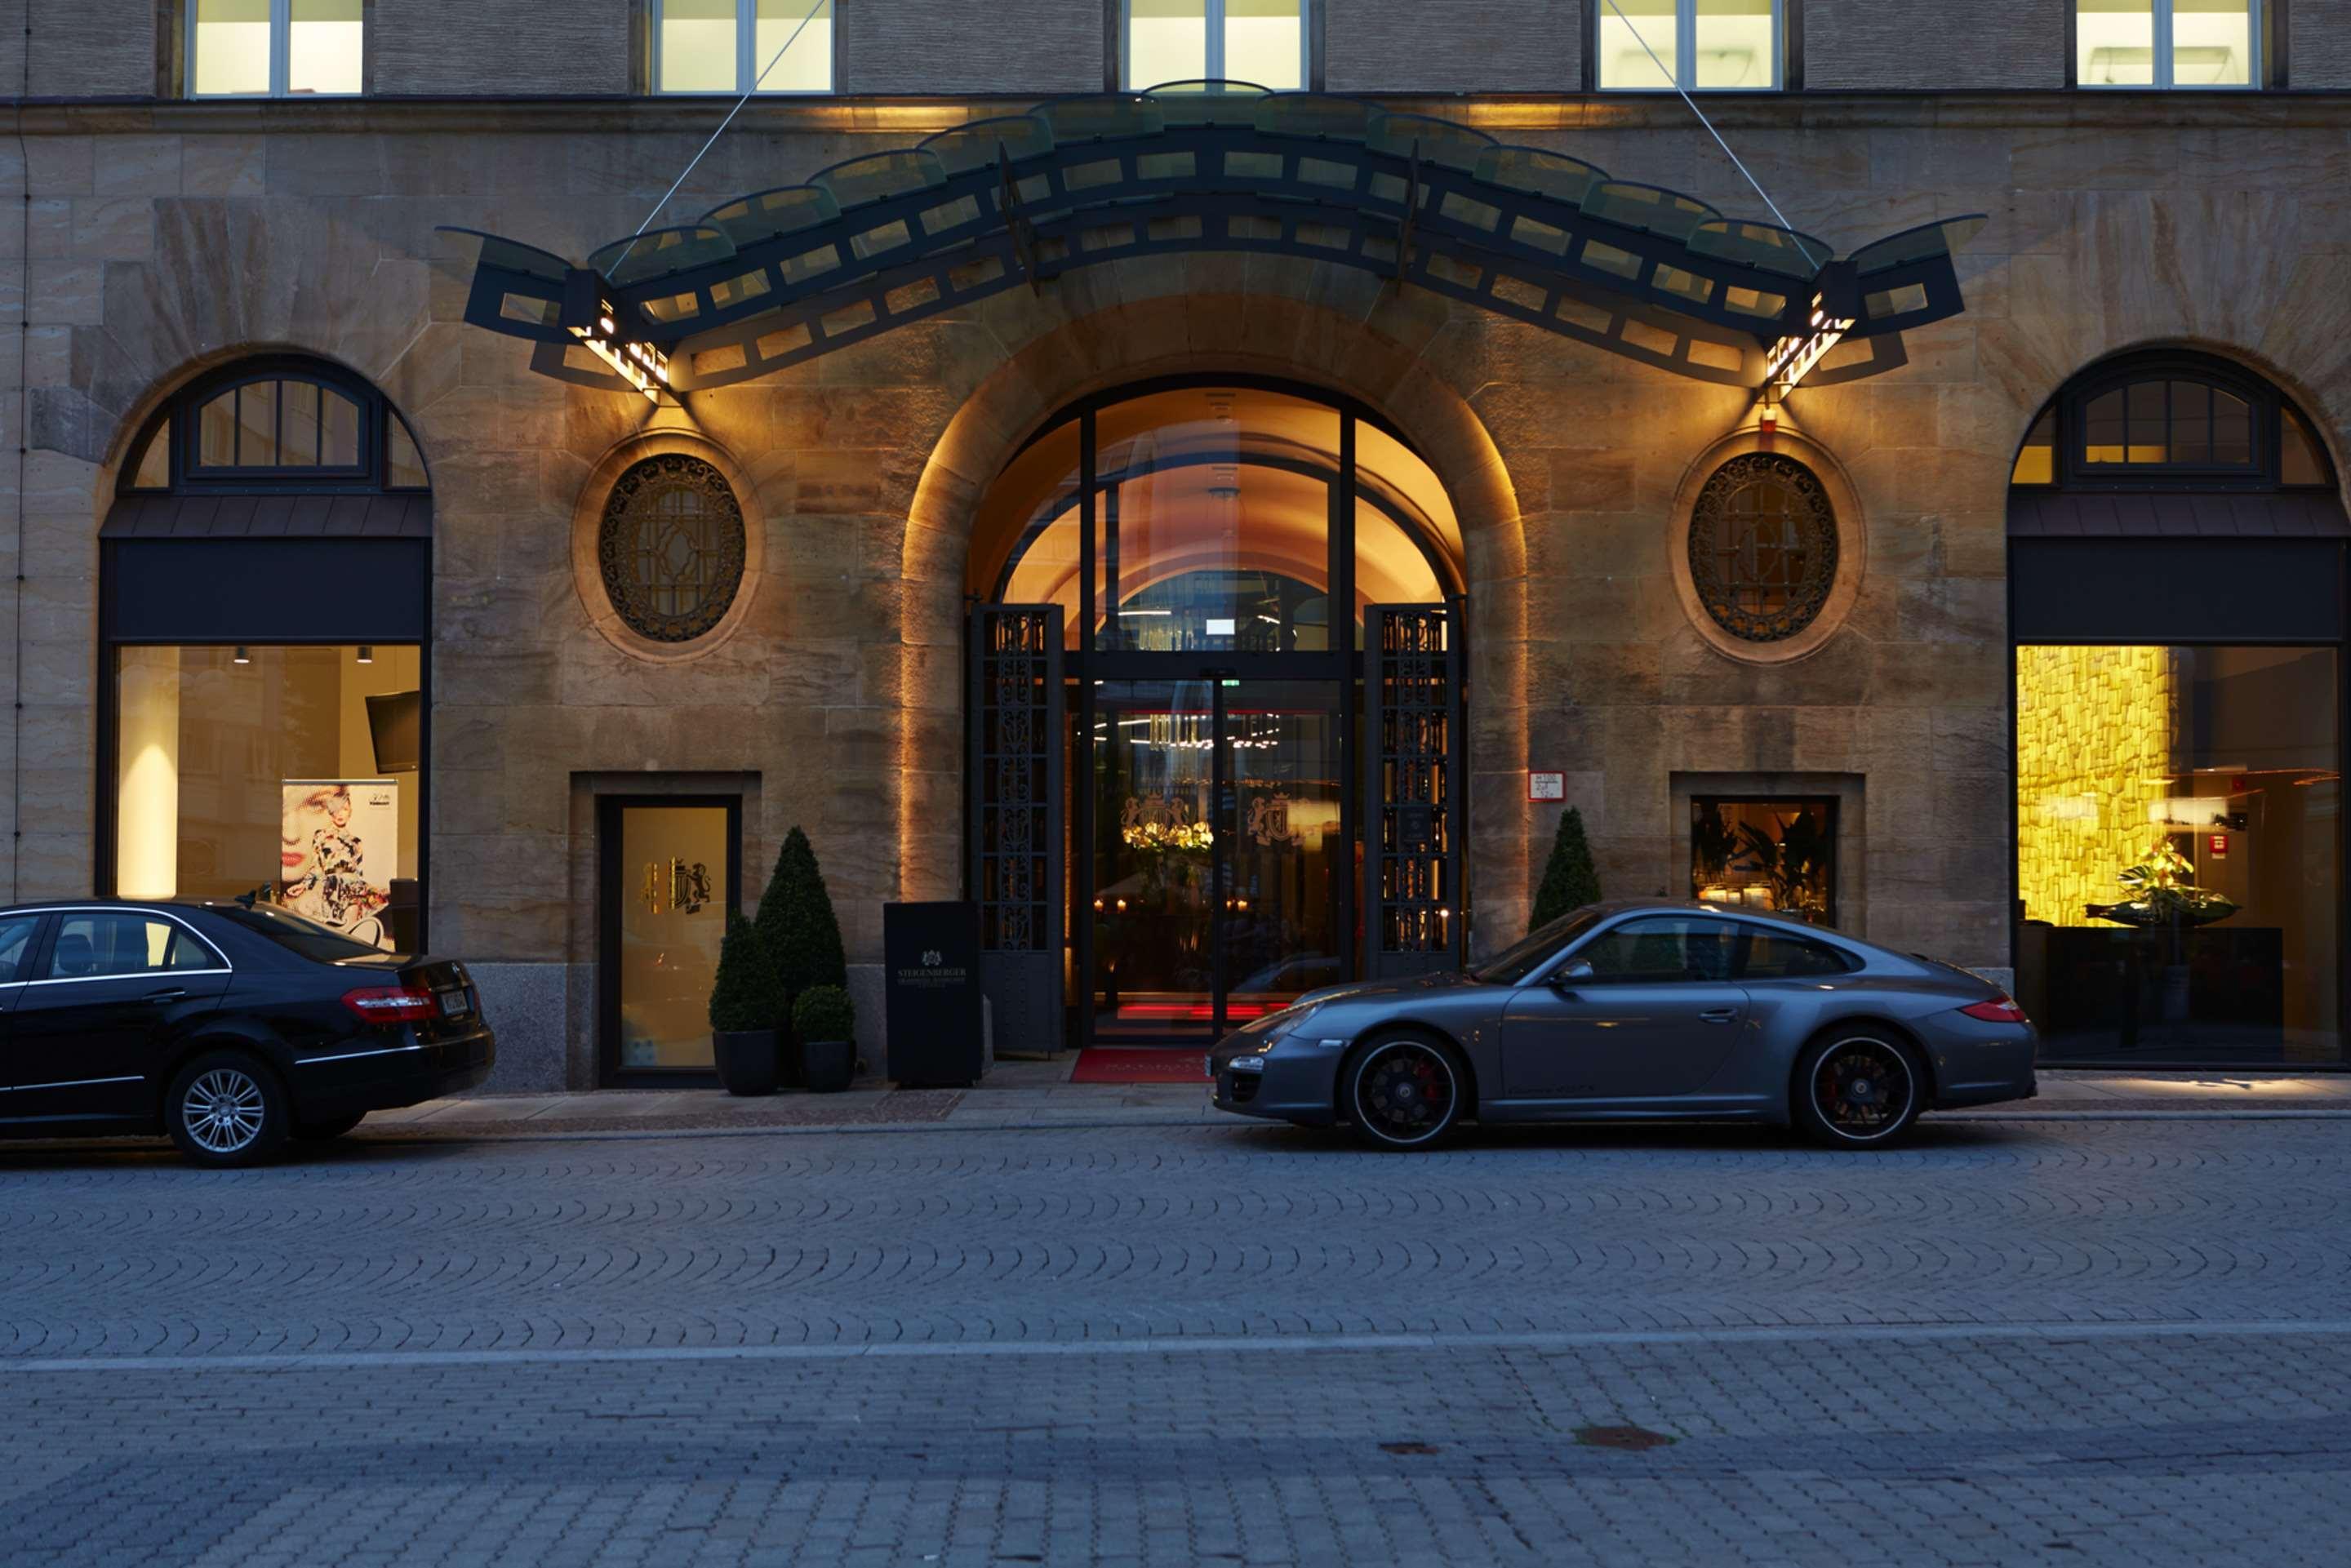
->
[442,82,1984,395]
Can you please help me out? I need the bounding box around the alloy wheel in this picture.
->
[1354,1042,1457,1146]
[181,1068,269,1156]
[1810,1038,1916,1142]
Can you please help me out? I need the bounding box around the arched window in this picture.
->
[120,357,429,495]
[2010,350,2333,491]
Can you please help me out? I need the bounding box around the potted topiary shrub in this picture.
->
[754,825,849,1086]
[1530,805,1603,931]
[792,984,857,1094]
[709,912,784,1096]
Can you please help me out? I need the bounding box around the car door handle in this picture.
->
[144,987,189,1003]
[1698,1008,1740,1024]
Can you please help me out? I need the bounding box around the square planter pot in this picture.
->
[801,1037,855,1094]
[714,1028,780,1097]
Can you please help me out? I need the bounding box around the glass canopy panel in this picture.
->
[2174,0,2254,87]
[192,0,272,96]
[588,226,738,287]
[922,117,1056,175]
[812,150,946,210]
[1043,96,1167,142]
[288,0,362,95]
[1367,113,1495,174]
[1584,181,1721,242]
[1477,146,1607,207]
[1692,0,1777,89]
[1846,215,1986,275]
[1224,0,1305,91]
[1255,94,1375,140]
[1688,219,1827,278]
[700,184,842,247]
[1598,0,1678,89]
[1128,0,1210,87]
[660,0,740,92]
[753,0,834,92]
[2078,0,2156,86]
[1145,80,1273,126]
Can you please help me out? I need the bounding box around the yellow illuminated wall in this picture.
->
[2015,645,2181,926]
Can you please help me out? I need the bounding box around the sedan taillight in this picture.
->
[342,985,440,1024]
[1958,995,2029,1024]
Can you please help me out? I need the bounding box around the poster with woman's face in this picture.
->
[281,780,399,950]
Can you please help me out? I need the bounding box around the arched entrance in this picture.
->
[2008,348,2347,1066]
[968,376,1469,1050]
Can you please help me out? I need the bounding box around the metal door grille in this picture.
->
[1365,604,1464,977]
[969,605,1064,1052]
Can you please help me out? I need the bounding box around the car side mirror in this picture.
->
[1553,960,1595,986]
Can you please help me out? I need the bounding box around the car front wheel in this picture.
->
[1343,1036,1466,1151]
[1793,1033,1925,1149]
[165,1051,290,1168]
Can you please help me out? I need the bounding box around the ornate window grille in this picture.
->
[1688,452,1838,643]
[598,455,748,643]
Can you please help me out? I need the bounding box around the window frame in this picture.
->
[1119,0,1312,91]
[651,0,838,96]
[119,357,427,499]
[2011,352,2334,494]
[1594,0,1785,94]
[2072,0,2264,91]
[184,0,366,100]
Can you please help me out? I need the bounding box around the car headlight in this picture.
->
[1226,1055,1267,1073]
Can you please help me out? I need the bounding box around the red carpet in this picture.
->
[1069,1047,1215,1084]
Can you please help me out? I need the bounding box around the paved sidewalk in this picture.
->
[351,1063,2351,1142]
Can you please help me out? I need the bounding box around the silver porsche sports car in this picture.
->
[1211,901,2038,1150]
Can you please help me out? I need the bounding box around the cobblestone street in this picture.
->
[4,1114,2346,1566]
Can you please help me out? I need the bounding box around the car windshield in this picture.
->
[1470,908,1605,985]
[207,901,392,963]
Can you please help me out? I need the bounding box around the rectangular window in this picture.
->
[2015,645,2340,1065]
[113,645,425,953]
[1124,0,1305,91]
[189,0,362,97]
[656,0,835,94]
[1691,797,1837,924]
[1599,0,1780,91]
[2078,1,2257,88]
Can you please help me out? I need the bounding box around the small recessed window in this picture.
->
[189,0,363,98]
[656,0,834,95]
[1125,1,1306,91]
[1600,0,1781,91]
[2076,1,2257,90]
[2079,376,2255,471]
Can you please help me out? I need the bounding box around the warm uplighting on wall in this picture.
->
[2015,645,2180,927]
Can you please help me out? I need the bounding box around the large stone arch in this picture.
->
[895,286,1535,945]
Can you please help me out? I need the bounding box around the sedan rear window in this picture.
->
[208,902,389,962]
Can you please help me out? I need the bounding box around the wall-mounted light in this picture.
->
[232,646,251,665]
[356,645,374,664]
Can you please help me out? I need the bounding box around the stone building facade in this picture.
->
[3,0,2344,1087]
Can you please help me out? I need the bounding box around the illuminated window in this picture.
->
[1599,0,1780,91]
[1125,1,1307,91]
[2077,1,2257,89]
[2015,355,2329,488]
[190,0,362,97]
[656,0,835,94]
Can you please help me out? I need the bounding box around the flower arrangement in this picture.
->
[2088,835,2240,929]
[1122,818,1214,852]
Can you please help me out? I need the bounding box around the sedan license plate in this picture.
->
[437,988,472,1019]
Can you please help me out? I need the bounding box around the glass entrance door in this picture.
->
[1088,679,1344,1042]
[598,796,741,1082]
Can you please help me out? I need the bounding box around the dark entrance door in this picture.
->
[1087,677,1345,1042]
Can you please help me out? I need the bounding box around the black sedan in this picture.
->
[0,899,493,1166]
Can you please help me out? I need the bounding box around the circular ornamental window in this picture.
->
[598,455,748,643]
[1687,453,1839,643]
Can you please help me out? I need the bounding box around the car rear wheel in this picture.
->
[1343,1036,1466,1151]
[292,1113,366,1143]
[165,1051,290,1168]
[1793,1033,1924,1149]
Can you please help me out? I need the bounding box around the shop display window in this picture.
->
[1691,797,1837,924]
[113,645,424,952]
[2015,644,2340,1064]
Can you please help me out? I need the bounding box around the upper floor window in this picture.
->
[1124,1,1307,91]
[1598,0,1781,91]
[655,0,835,94]
[2077,1,2259,88]
[2009,351,2333,491]
[189,0,362,97]
[121,358,429,495]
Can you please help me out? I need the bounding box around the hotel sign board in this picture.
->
[884,901,984,1086]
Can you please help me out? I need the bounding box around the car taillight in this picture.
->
[342,985,440,1024]
[1958,995,2029,1024]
